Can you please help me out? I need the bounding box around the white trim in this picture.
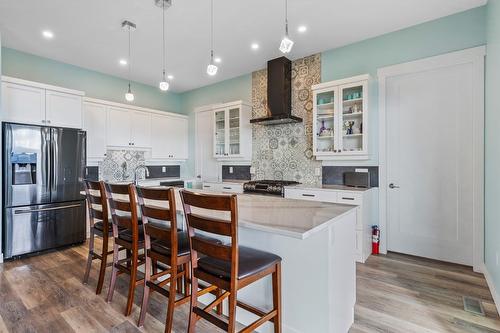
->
[193,100,251,113]
[2,75,85,96]
[83,97,187,119]
[311,74,370,90]
[480,263,500,316]
[377,46,486,271]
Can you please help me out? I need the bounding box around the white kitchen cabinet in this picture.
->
[312,74,369,160]
[284,186,378,263]
[130,111,151,148]
[202,182,243,194]
[107,106,132,147]
[45,90,82,128]
[1,77,84,128]
[212,101,252,161]
[151,113,188,160]
[1,82,45,125]
[83,102,107,160]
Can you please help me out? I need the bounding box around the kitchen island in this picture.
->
[173,190,357,333]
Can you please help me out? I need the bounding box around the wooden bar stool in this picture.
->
[104,182,145,316]
[82,179,113,295]
[180,190,282,333]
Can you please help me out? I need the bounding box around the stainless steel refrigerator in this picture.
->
[2,122,86,259]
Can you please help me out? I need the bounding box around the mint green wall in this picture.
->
[180,74,252,176]
[1,47,182,113]
[485,0,500,297]
[321,5,487,166]
[180,6,487,175]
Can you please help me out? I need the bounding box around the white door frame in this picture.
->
[378,46,485,272]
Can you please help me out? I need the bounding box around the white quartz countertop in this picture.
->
[173,190,356,239]
[202,179,248,185]
[285,184,373,192]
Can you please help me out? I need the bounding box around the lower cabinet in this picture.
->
[285,187,378,263]
[202,182,244,194]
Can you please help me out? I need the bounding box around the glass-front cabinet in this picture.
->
[212,101,252,161]
[312,74,369,160]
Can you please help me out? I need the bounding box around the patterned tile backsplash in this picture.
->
[251,54,322,185]
[99,150,146,182]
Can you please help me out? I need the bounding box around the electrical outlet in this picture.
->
[250,167,256,174]
[229,167,234,174]
[162,166,166,173]
[315,167,321,176]
[355,168,369,173]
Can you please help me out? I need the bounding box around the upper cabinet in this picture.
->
[212,101,252,161]
[151,113,188,160]
[84,98,188,162]
[312,74,369,160]
[1,77,84,128]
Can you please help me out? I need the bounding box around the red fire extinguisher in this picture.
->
[372,225,380,255]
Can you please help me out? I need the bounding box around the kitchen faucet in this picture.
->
[133,165,150,185]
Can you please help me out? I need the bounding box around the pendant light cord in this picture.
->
[210,0,214,61]
[128,25,131,88]
[285,0,289,35]
[162,0,166,77]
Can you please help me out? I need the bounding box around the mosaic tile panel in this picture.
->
[98,149,146,182]
[251,54,322,185]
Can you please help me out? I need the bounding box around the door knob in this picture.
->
[389,183,400,189]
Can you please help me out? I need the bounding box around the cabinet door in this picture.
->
[130,111,151,148]
[83,102,107,159]
[214,109,226,157]
[313,87,338,155]
[338,81,367,154]
[227,107,241,156]
[166,116,188,159]
[1,82,45,125]
[46,90,82,128]
[151,114,170,159]
[107,106,132,147]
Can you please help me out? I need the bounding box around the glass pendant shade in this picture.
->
[125,84,135,102]
[279,35,294,53]
[159,79,169,91]
[207,62,218,76]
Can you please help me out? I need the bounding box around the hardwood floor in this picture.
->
[0,243,499,332]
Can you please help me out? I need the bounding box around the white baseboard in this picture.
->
[480,263,500,316]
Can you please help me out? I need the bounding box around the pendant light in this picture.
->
[122,20,136,102]
[158,0,169,91]
[279,0,294,54]
[206,0,218,76]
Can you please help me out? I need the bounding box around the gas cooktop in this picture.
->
[243,180,300,196]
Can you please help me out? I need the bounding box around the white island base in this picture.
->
[190,193,358,333]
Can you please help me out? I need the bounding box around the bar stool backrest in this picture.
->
[104,183,139,240]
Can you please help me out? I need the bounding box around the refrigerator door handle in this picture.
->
[14,204,82,215]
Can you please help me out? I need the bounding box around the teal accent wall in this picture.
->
[321,5,487,166]
[485,0,500,297]
[1,47,182,113]
[179,74,252,175]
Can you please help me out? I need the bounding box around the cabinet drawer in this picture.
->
[202,182,220,191]
[285,188,338,203]
[220,184,243,194]
[337,192,362,205]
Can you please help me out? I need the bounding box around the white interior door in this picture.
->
[195,109,219,181]
[386,60,477,265]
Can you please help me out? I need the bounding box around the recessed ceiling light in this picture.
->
[214,57,221,63]
[42,30,54,39]
[251,43,259,50]
[297,25,307,33]
[167,74,174,80]
[119,59,127,66]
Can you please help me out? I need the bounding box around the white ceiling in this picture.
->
[0,0,486,93]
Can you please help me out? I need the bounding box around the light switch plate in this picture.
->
[229,167,234,174]
[162,166,166,173]
[355,168,369,173]
[315,168,321,176]
[250,167,256,174]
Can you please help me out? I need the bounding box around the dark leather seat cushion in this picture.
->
[150,232,223,258]
[93,221,108,232]
[118,227,145,243]
[197,246,282,280]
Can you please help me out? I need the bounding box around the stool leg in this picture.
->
[96,234,109,294]
[106,241,119,303]
[125,247,139,316]
[126,249,132,269]
[138,250,151,327]
[216,288,223,315]
[228,290,237,333]
[165,266,177,333]
[187,275,198,333]
[83,229,95,284]
[272,262,282,333]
